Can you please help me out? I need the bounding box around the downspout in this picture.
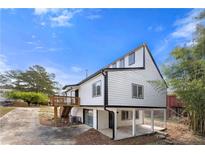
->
[102,69,115,140]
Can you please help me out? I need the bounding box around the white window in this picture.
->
[92,81,101,97]
[112,62,117,68]
[128,52,135,65]
[119,58,125,68]
[132,84,144,99]
[121,111,139,120]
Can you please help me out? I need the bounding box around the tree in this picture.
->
[0,65,59,95]
[6,91,49,106]
[164,10,205,135]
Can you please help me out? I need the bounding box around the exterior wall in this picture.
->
[117,109,143,127]
[98,110,109,129]
[70,107,83,122]
[108,48,167,107]
[109,47,144,68]
[79,74,104,106]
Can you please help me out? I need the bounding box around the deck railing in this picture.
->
[50,96,80,106]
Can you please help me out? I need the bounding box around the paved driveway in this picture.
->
[0,108,90,145]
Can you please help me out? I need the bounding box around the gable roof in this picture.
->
[63,43,168,90]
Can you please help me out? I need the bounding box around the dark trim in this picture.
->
[106,105,167,109]
[143,44,168,88]
[104,71,108,106]
[83,109,85,124]
[80,105,104,107]
[80,105,166,109]
[143,45,145,68]
[63,43,168,90]
[105,44,144,68]
[96,110,98,130]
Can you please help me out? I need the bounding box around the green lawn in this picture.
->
[0,107,15,117]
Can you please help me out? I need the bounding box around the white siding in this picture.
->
[108,47,144,68]
[108,48,166,107]
[98,110,109,129]
[79,74,104,106]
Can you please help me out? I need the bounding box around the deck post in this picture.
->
[151,110,154,132]
[54,106,58,125]
[132,109,136,136]
[163,109,167,129]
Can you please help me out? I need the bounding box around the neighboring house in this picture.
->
[51,43,167,140]
[167,94,184,117]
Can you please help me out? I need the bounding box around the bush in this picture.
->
[5,91,49,106]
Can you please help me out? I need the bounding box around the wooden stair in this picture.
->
[61,106,72,119]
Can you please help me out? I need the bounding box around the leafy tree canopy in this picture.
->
[0,65,59,95]
[164,10,205,135]
[6,91,49,106]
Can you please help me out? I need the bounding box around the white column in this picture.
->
[151,110,154,132]
[93,109,97,129]
[132,109,136,136]
[114,110,118,139]
[141,110,144,124]
[163,109,167,129]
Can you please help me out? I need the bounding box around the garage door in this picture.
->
[83,109,93,127]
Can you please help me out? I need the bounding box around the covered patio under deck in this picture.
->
[98,108,167,140]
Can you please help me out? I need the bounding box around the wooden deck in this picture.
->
[50,96,80,107]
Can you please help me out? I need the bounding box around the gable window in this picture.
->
[128,52,135,65]
[121,111,139,120]
[112,62,117,68]
[119,58,125,68]
[132,84,144,99]
[92,81,101,97]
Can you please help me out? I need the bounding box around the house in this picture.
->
[167,94,184,117]
[51,43,167,140]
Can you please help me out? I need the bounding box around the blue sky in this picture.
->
[0,8,204,86]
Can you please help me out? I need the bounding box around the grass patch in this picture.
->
[0,107,15,117]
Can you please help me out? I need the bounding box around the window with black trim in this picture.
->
[132,84,144,99]
[121,111,139,120]
[92,81,101,97]
[119,58,125,68]
[128,52,135,65]
[112,62,117,68]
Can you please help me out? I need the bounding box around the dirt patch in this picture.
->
[0,107,15,117]
[39,106,71,127]
[165,120,205,145]
[74,128,170,145]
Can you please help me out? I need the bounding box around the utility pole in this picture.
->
[85,69,88,78]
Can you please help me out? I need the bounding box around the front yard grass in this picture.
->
[0,107,15,117]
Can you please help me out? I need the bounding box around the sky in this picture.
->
[0,8,204,86]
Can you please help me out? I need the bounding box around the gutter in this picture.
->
[101,70,115,140]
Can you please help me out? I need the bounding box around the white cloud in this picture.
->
[33,8,83,27]
[71,66,82,73]
[154,9,205,58]
[0,54,10,73]
[171,9,205,39]
[34,8,49,15]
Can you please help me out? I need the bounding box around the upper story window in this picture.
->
[128,52,135,65]
[119,58,125,68]
[132,83,144,99]
[92,80,101,97]
[112,62,117,68]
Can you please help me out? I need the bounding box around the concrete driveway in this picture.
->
[0,108,90,145]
